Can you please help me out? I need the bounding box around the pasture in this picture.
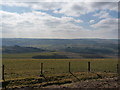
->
[3,52,118,80]
[2,52,118,88]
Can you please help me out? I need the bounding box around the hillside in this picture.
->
[2,38,118,58]
[2,38,118,47]
[2,45,46,53]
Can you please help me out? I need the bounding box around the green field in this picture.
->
[3,52,118,79]
[2,52,118,88]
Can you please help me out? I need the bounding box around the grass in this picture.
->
[2,72,117,89]
[3,52,118,79]
[2,52,68,59]
[2,52,118,88]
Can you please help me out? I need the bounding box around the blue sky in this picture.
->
[0,2,118,39]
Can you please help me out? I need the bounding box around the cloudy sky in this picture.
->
[0,2,118,39]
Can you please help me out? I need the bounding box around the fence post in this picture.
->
[117,64,119,74]
[69,62,71,72]
[2,64,6,89]
[88,62,91,72]
[41,63,43,75]
[2,65,4,81]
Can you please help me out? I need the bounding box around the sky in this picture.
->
[0,2,119,39]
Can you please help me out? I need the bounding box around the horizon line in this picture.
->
[1,37,118,39]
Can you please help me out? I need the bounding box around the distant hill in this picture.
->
[32,54,69,59]
[2,38,118,58]
[2,38,118,46]
[2,45,46,53]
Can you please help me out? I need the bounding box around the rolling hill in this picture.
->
[2,45,46,53]
[2,38,118,58]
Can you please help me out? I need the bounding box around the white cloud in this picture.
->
[1,2,118,39]
[1,2,118,17]
[90,18,118,39]
[90,2,118,11]
[53,2,117,17]
[1,10,85,38]
[1,0,119,3]
[93,11,111,19]
[31,2,63,10]
[89,20,95,24]
[0,2,29,7]
[91,18,118,29]
[58,2,93,17]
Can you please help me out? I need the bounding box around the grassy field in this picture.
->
[3,52,118,79]
[2,52,118,88]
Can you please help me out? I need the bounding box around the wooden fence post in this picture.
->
[88,62,91,72]
[117,64,119,74]
[2,65,4,81]
[2,64,6,89]
[69,62,71,72]
[41,63,43,75]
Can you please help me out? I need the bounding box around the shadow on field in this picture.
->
[69,72,80,81]
[40,74,48,83]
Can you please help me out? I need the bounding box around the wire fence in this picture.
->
[2,61,119,78]
[1,61,119,89]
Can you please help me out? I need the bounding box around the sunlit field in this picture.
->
[3,53,118,80]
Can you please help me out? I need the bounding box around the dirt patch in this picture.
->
[44,77,120,88]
